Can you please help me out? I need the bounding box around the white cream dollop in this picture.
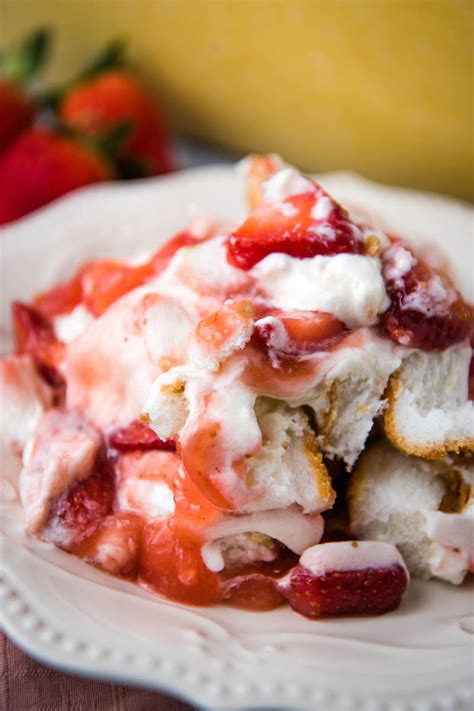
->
[299,540,409,577]
[201,507,324,572]
[251,252,390,328]
[262,167,314,203]
[54,305,94,343]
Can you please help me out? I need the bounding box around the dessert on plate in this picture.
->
[2,155,472,617]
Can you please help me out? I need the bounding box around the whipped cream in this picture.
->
[383,245,417,282]
[118,477,175,521]
[54,304,94,343]
[299,540,409,577]
[251,253,390,327]
[201,507,324,572]
[65,287,161,431]
[20,410,102,533]
[0,355,52,455]
[262,167,314,203]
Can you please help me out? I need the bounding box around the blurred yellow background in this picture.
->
[3,0,473,200]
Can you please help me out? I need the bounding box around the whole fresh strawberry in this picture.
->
[0,29,51,152]
[60,58,174,176]
[0,128,114,224]
[0,82,35,153]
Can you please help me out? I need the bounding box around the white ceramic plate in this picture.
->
[1,167,473,711]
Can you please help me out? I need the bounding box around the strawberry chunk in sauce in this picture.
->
[12,301,65,397]
[253,309,347,358]
[81,260,154,316]
[76,512,144,578]
[34,268,85,318]
[227,187,364,270]
[219,547,298,611]
[140,520,221,605]
[32,229,207,320]
[382,240,473,350]
[109,419,175,452]
[12,302,63,368]
[43,455,115,549]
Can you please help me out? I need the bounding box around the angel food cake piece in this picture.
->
[2,155,472,616]
[348,439,473,584]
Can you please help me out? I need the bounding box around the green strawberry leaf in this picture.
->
[0,28,52,84]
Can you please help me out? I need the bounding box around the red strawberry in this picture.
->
[227,187,364,270]
[220,573,285,611]
[80,260,153,316]
[382,240,473,350]
[75,512,144,578]
[43,456,115,549]
[32,229,200,320]
[139,520,220,605]
[12,301,65,384]
[0,129,114,225]
[0,81,34,153]
[253,309,347,357]
[469,335,474,400]
[109,419,175,452]
[220,548,298,611]
[60,70,174,176]
[278,541,409,618]
[34,267,86,319]
[0,29,51,152]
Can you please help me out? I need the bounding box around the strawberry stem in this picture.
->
[0,28,52,84]
[75,40,125,82]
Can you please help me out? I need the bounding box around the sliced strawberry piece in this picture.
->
[109,419,175,452]
[278,541,409,618]
[219,547,298,611]
[43,456,115,549]
[469,335,474,400]
[32,231,205,320]
[227,188,364,271]
[148,229,203,273]
[139,520,220,605]
[253,309,347,357]
[12,302,66,399]
[12,301,63,366]
[34,267,86,318]
[382,240,473,350]
[220,573,284,611]
[81,260,153,316]
[75,512,144,578]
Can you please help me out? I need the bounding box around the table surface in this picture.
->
[1,631,196,711]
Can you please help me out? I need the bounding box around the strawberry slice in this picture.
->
[75,512,144,578]
[278,541,409,618]
[253,309,346,357]
[109,419,175,452]
[220,547,298,611]
[227,187,364,271]
[12,301,65,398]
[33,230,205,319]
[148,229,203,273]
[43,456,115,549]
[220,573,285,611]
[382,240,473,350]
[12,301,63,367]
[81,260,153,316]
[139,520,221,605]
[34,267,86,318]
[469,335,474,400]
